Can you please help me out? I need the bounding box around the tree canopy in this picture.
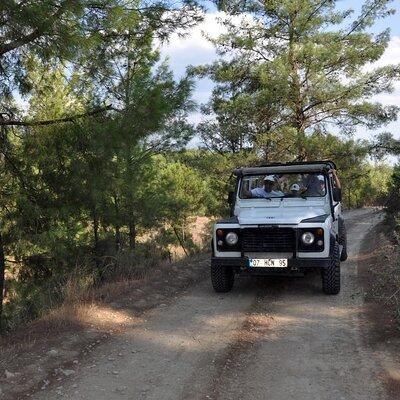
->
[197,0,399,160]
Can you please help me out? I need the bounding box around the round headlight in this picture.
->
[225,232,239,246]
[301,232,315,245]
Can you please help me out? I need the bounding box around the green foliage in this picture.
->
[173,148,260,215]
[0,1,398,332]
[342,163,391,208]
[300,132,391,207]
[386,165,400,215]
[0,1,204,331]
[0,0,202,110]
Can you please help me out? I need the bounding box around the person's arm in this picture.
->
[329,169,341,189]
[250,187,268,198]
[243,189,253,198]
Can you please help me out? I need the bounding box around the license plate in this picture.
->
[248,258,288,268]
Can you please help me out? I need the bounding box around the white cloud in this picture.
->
[367,35,400,142]
[160,12,226,53]
[157,12,228,79]
[369,36,400,109]
[371,36,400,69]
[158,11,255,78]
[159,15,400,141]
[372,90,400,106]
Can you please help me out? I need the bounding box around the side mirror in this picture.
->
[333,188,342,202]
[228,191,235,205]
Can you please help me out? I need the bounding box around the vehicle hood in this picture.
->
[236,206,328,225]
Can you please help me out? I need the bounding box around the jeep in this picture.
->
[211,161,347,295]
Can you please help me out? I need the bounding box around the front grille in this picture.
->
[241,228,295,253]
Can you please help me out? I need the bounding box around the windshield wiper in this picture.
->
[278,195,307,200]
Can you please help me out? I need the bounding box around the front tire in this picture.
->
[211,264,234,293]
[322,242,341,295]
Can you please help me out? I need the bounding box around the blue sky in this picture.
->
[338,0,400,36]
[160,0,400,151]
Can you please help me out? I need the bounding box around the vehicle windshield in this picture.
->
[239,172,326,199]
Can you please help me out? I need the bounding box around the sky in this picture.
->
[159,0,400,150]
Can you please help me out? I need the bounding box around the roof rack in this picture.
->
[233,160,336,177]
[255,160,336,169]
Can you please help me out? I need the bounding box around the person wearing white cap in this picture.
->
[288,183,301,197]
[303,173,326,196]
[250,175,284,198]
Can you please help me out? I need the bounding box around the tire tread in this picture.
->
[322,243,341,295]
[211,264,234,292]
[339,219,348,262]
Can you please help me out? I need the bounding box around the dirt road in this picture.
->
[32,209,398,400]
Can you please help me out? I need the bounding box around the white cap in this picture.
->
[263,175,276,182]
[318,175,325,181]
[290,183,300,191]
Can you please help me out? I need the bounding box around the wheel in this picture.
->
[211,264,234,293]
[338,218,348,261]
[322,242,341,295]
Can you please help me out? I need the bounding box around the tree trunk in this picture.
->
[296,130,306,161]
[288,13,307,160]
[92,209,100,270]
[93,210,99,251]
[263,138,270,163]
[115,225,121,251]
[113,195,121,251]
[0,231,6,332]
[129,220,136,252]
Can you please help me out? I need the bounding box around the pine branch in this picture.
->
[344,0,384,38]
[0,2,69,56]
[0,105,113,127]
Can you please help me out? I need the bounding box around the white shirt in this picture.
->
[250,187,284,198]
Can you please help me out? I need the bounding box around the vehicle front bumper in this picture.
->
[211,256,331,270]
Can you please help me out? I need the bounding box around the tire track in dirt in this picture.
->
[179,280,279,400]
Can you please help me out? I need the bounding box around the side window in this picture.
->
[241,178,249,192]
[251,177,262,189]
[240,176,264,198]
[317,174,326,195]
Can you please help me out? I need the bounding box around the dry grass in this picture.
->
[0,217,212,355]
[0,228,211,345]
[371,244,400,315]
[362,223,400,326]
[0,250,209,397]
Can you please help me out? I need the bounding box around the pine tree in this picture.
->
[0,0,202,330]
[200,0,399,160]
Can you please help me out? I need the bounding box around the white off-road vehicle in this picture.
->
[211,161,347,295]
